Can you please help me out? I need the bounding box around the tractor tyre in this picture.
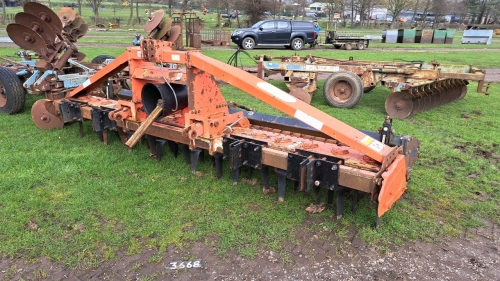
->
[91,55,116,64]
[323,71,363,108]
[345,43,353,50]
[0,66,26,115]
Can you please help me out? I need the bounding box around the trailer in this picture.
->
[324,30,374,50]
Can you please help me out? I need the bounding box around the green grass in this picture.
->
[0,8,500,269]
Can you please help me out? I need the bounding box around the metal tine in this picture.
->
[293,181,299,194]
[96,130,104,142]
[336,185,346,220]
[167,140,178,157]
[156,139,167,161]
[178,143,191,165]
[79,121,84,138]
[247,166,255,179]
[145,135,158,159]
[261,165,276,195]
[232,168,240,185]
[277,169,287,202]
[314,186,321,205]
[190,148,203,172]
[213,153,223,179]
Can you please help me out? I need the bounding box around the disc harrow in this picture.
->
[0,3,100,115]
[254,55,491,118]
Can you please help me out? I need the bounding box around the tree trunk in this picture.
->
[411,0,420,25]
[135,1,141,25]
[127,0,133,26]
[1,0,6,25]
[78,0,82,15]
[94,5,99,26]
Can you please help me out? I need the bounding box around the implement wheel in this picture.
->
[0,66,25,114]
[344,43,353,50]
[323,71,363,108]
[356,42,365,50]
[91,55,115,64]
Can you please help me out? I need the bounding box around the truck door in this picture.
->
[258,21,277,44]
[276,21,291,44]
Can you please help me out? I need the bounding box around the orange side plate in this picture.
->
[378,155,407,217]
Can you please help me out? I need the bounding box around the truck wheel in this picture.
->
[333,45,342,49]
[91,55,115,64]
[291,38,304,50]
[0,66,25,114]
[356,42,365,50]
[345,43,353,50]
[242,37,255,50]
[323,71,363,108]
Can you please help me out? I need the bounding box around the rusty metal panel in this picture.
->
[416,30,433,43]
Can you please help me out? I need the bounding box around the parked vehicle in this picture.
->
[231,20,316,50]
[325,30,371,50]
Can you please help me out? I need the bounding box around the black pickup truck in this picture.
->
[231,20,316,51]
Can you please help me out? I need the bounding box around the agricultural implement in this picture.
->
[0,3,105,115]
[5,6,420,226]
[255,55,491,118]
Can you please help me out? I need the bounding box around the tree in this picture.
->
[353,0,373,27]
[1,0,5,25]
[386,0,412,28]
[86,0,104,25]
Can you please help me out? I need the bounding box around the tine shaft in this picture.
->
[96,130,104,142]
[190,148,203,172]
[168,140,178,157]
[336,185,346,220]
[293,181,299,194]
[247,167,255,179]
[146,135,157,158]
[213,153,223,179]
[351,190,358,213]
[103,129,108,145]
[327,189,334,204]
[232,168,240,185]
[178,143,191,165]
[79,121,84,138]
[314,186,321,205]
[156,139,166,161]
[261,165,270,189]
[277,169,287,202]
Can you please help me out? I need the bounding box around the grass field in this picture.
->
[0,4,500,270]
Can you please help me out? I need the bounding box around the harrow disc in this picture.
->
[14,12,57,47]
[385,92,413,119]
[144,9,165,33]
[31,99,64,130]
[24,2,63,34]
[7,24,49,55]
[153,18,173,40]
[459,85,468,99]
[57,7,77,25]
[166,25,181,43]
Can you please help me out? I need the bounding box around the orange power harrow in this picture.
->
[31,38,420,226]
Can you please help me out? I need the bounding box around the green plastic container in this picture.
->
[397,29,416,43]
[432,29,447,44]
[445,29,456,44]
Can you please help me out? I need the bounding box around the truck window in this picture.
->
[292,22,313,29]
[260,21,275,29]
[277,21,289,29]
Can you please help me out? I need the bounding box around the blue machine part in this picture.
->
[23,70,40,90]
[58,73,93,88]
